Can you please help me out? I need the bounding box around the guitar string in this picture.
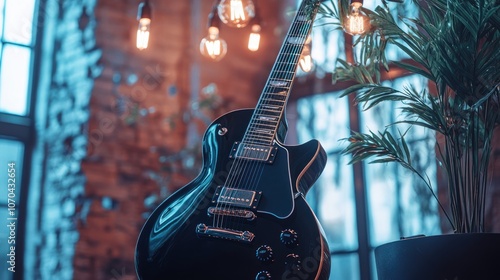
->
[226,7,313,231]
[213,2,313,231]
[212,0,316,231]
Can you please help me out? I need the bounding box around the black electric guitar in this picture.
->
[135,1,330,279]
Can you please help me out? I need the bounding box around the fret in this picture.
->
[257,109,282,116]
[252,127,273,134]
[251,118,278,125]
[274,61,300,70]
[248,124,276,131]
[260,97,284,103]
[287,36,307,45]
[275,52,301,63]
[246,132,274,140]
[243,133,274,145]
[250,123,277,130]
[268,79,289,87]
[267,77,293,83]
[261,105,281,111]
[243,138,273,146]
[289,23,313,34]
[295,15,310,22]
[253,116,279,123]
[260,95,287,102]
[270,70,296,77]
[249,126,278,135]
[276,51,302,57]
[245,134,274,143]
[256,108,282,117]
[257,115,278,122]
[245,137,274,146]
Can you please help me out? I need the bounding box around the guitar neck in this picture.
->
[242,0,320,146]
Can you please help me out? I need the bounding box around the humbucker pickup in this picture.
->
[229,142,278,163]
[212,186,262,210]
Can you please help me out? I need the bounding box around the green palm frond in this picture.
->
[322,0,499,233]
[342,130,412,168]
[342,129,454,226]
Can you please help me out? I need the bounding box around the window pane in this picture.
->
[296,92,351,152]
[3,0,36,45]
[360,75,440,246]
[313,154,357,250]
[309,0,345,75]
[330,253,360,280]
[0,0,5,38]
[297,93,358,251]
[0,44,31,115]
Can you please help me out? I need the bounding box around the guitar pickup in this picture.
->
[212,186,262,210]
[229,142,278,163]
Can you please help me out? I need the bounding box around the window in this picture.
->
[0,1,40,279]
[293,1,440,279]
[0,0,37,116]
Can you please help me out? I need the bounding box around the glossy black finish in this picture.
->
[135,109,330,280]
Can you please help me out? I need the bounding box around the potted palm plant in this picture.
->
[319,0,499,278]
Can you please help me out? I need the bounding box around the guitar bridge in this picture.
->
[196,223,255,243]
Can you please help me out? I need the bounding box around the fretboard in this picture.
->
[242,0,319,146]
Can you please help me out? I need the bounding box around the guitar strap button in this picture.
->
[218,127,228,136]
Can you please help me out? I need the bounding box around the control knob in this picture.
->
[280,229,298,246]
[255,270,272,280]
[285,254,301,271]
[255,245,274,262]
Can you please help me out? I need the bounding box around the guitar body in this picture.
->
[135,109,330,280]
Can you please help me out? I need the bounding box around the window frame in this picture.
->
[291,28,429,278]
[0,0,44,279]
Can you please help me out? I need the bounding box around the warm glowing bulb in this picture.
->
[217,0,255,28]
[299,35,313,72]
[248,24,261,51]
[136,18,151,50]
[299,54,313,72]
[345,2,367,35]
[299,37,313,73]
[200,27,228,61]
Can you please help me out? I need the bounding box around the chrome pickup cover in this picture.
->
[229,142,278,163]
[211,186,262,209]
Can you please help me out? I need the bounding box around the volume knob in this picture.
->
[285,254,301,271]
[280,229,298,246]
[255,245,274,262]
[255,270,272,280]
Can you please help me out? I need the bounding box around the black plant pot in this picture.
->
[375,233,500,280]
